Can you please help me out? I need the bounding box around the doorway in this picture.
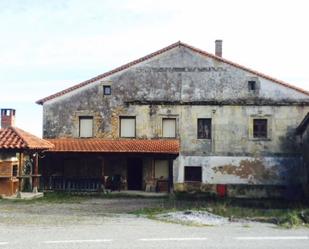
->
[127,158,143,190]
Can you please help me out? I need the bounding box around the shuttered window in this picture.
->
[120,117,136,137]
[162,118,176,138]
[197,118,211,139]
[79,117,93,137]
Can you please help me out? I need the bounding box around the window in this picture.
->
[253,119,267,138]
[155,160,169,179]
[162,118,176,138]
[197,119,211,139]
[184,166,202,182]
[248,81,256,91]
[12,165,18,177]
[120,117,136,137]
[79,116,93,137]
[103,85,111,95]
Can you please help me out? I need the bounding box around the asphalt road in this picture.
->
[1,215,309,249]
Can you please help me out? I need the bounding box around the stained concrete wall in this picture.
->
[42,46,309,139]
[41,45,309,195]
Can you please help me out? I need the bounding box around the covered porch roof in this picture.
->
[46,138,180,154]
[0,127,54,151]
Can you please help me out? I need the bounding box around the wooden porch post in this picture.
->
[101,156,105,191]
[168,159,174,193]
[16,152,23,198]
[32,152,39,193]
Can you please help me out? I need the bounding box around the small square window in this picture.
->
[253,119,267,138]
[197,119,211,139]
[103,85,111,95]
[184,166,202,182]
[248,81,256,91]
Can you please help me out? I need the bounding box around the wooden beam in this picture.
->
[32,153,39,193]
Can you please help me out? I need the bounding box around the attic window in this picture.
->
[248,81,256,91]
[103,85,111,95]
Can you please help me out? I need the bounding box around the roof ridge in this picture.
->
[36,41,309,104]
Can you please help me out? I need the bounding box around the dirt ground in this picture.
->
[0,197,167,226]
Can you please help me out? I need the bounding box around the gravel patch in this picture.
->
[157,210,229,226]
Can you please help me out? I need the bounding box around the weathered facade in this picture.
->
[37,41,309,197]
[296,113,309,198]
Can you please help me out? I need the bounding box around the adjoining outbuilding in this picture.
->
[0,108,53,197]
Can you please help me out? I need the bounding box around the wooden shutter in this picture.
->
[120,117,135,137]
[162,118,176,138]
[79,117,93,137]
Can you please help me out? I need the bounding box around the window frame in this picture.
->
[79,116,94,138]
[119,116,136,138]
[162,118,177,138]
[197,118,212,139]
[184,166,202,182]
[253,118,268,138]
[103,85,111,96]
[248,80,256,91]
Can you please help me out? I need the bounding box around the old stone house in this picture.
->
[37,41,309,197]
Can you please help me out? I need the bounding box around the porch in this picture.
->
[40,138,179,193]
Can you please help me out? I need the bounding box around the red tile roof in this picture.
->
[36,41,309,105]
[46,138,179,154]
[0,127,54,150]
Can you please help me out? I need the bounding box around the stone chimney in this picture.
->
[215,40,223,57]
[1,109,16,128]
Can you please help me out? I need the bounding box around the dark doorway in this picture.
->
[127,158,143,190]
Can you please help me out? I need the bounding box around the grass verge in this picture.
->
[131,196,309,228]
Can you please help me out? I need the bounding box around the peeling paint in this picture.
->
[212,159,278,184]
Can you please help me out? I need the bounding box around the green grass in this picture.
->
[131,196,309,228]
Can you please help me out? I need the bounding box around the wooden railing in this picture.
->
[41,176,102,192]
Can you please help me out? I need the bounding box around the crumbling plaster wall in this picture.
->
[41,45,309,190]
[42,46,308,138]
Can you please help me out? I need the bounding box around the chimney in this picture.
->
[1,109,16,128]
[215,40,223,57]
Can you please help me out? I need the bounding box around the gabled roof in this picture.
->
[0,127,54,150]
[296,112,309,135]
[36,41,309,105]
[46,138,179,154]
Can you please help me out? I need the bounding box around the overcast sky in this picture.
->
[0,0,308,137]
